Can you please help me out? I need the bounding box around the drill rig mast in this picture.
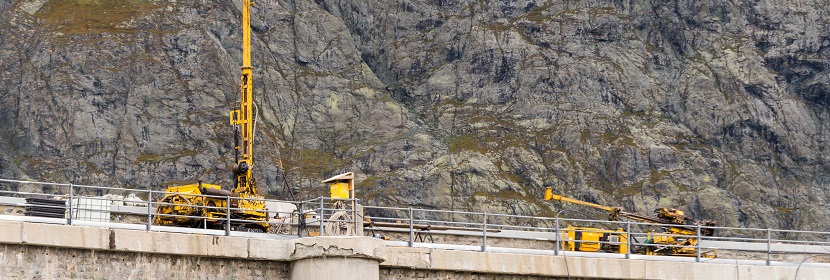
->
[155,0,269,232]
[230,0,256,195]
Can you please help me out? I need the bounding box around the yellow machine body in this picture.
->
[641,230,716,258]
[155,184,228,227]
[561,227,628,254]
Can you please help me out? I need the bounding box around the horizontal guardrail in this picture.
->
[1,178,829,267]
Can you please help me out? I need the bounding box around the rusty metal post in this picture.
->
[297,202,304,238]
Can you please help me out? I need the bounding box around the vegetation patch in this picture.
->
[133,150,197,165]
[447,134,484,154]
[134,153,160,164]
[295,149,347,177]
[525,5,554,23]
[36,0,157,34]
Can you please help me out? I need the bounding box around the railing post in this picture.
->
[353,198,359,237]
[146,190,152,231]
[67,183,74,225]
[408,207,414,247]
[767,228,772,266]
[554,217,560,256]
[225,195,231,236]
[626,221,631,259]
[319,197,325,236]
[695,225,701,262]
[297,202,304,238]
[482,212,488,252]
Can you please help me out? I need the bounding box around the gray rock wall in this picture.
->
[1,0,829,230]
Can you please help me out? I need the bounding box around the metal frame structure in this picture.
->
[1,178,829,268]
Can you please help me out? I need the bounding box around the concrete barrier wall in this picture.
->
[0,219,827,280]
[0,220,385,280]
[0,244,289,279]
[380,247,827,280]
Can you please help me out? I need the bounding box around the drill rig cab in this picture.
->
[544,187,716,257]
[155,0,270,233]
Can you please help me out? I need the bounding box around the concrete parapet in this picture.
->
[249,237,292,259]
[112,229,250,258]
[0,220,388,280]
[1,219,826,280]
[381,246,828,280]
[0,220,22,243]
[21,222,109,249]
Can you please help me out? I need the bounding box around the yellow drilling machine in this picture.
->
[544,187,717,257]
[155,0,269,232]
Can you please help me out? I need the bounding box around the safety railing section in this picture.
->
[2,178,830,266]
[0,179,341,237]
[361,205,830,265]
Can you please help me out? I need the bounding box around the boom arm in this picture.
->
[230,0,256,195]
[544,187,715,235]
[545,189,616,212]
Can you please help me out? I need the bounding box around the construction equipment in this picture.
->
[560,227,628,254]
[155,0,269,232]
[544,187,716,257]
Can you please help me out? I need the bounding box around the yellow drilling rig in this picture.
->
[155,0,270,232]
[544,187,716,258]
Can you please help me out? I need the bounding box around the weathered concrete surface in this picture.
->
[380,268,572,280]
[113,228,249,258]
[2,219,828,280]
[0,220,387,280]
[288,236,387,261]
[291,258,380,280]
[0,243,290,280]
[288,237,386,280]
[0,220,387,262]
[381,246,827,280]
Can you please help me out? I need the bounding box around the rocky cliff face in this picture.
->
[1,0,829,230]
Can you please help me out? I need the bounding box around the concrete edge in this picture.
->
[379,246,829,280]
[288,236,387,262]
[0,220,386,263]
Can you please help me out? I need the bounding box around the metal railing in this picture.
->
[1,178,829,267]
[0,178,358,238]
[360,205,830,266]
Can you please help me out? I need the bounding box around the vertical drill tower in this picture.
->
[230,0,256,195]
